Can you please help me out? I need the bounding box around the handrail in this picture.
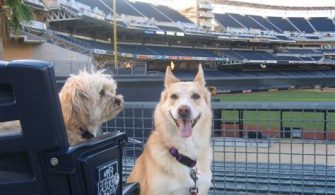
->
[124,101,335,111]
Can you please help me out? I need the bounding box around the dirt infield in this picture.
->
[213,137,335,166]
[220,123,335,140]
[301,88,335,93]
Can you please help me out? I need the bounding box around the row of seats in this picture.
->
[75,0,192,23]
[56,34,220,57]
[284,49,323,55]
[120,45,220,58]
[224,50,321,61]
[215,13,335,33]
[55,34,327,61]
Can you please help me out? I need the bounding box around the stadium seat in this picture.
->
[215,13,245,29]
[104,0,143,17]
[156,5,193,23]
[229,13,266,30]
[309,17,335,32]
[0,60,139,195]
[131,2,171,22]
[288,17,315,33]
[248,15,282,32]
[267,17,297,32]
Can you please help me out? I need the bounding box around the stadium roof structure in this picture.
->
[211,0,335,10]
[23,0,46,10]
[42,0,335,61]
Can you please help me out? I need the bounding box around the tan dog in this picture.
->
[0,70,124,145]
[128,65,213,195]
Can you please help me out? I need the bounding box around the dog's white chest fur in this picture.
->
[149,140,212,194]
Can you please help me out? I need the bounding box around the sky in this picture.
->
[134,0,335,9]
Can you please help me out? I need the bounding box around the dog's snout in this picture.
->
[114,97,122,106]
[178,105,191,118]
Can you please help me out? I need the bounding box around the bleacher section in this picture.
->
[101,0,143,17]
[53,0,335,45]
[132,2,170,22]
[275,35,290,40]
[156,5,192,23]
[248,15,281,32]
[215,13,244,29]
[285,49,323,55]
[229,14,265,30]
[288,17,315,33]
[267,17,297,32]
[309,17,335,32]
[223,50,323,62]
[54,34,224,60]
[214,13,335,35]
[119,45,156,55]
[44,0,335,66]
[157,25,182,32]
[53,31,332,64]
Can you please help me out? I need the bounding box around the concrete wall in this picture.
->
[4,41,92,75]
[3,41,34,60]
[55,76,335,102]
[32,42,91,62]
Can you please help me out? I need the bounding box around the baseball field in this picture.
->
[217,89,335,131]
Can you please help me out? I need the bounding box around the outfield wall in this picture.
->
[110,76,335,101]
[56,75,335,101]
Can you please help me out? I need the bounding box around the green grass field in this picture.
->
[217,90,335,131]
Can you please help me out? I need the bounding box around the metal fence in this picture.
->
[103,101,335,194]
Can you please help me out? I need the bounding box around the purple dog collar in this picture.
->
[169,147,196,168]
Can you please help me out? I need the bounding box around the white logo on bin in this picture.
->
[97,161,119,195]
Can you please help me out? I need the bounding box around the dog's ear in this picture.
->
[164,66,179,88]
[59,80,89,130]
[194,64,206,86]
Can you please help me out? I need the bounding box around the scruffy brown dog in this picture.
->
[0,70,124,145]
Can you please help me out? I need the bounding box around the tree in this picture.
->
[0,0,34,60]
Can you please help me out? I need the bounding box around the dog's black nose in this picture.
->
[114,97,122,106]
[178,105,191,118]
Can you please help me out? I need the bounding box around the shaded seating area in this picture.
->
[248,15,281,32]
[131,1,171,22]
[229,13,265,30]
[101,0,143,17]
[309,17,335,32]
[288,17,315,33]
[54,34,327,63]
[214,13,335,34]
[215,13,245,29]
[156,5,193,23]
[267,16,297,32]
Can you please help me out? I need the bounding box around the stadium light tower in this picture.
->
[113,0,118,69]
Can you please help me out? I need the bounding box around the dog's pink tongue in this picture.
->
[178,120,192,137]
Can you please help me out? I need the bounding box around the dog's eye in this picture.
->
[99,89,105,97]
[170,94,178,99]
[192,93,200,100]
